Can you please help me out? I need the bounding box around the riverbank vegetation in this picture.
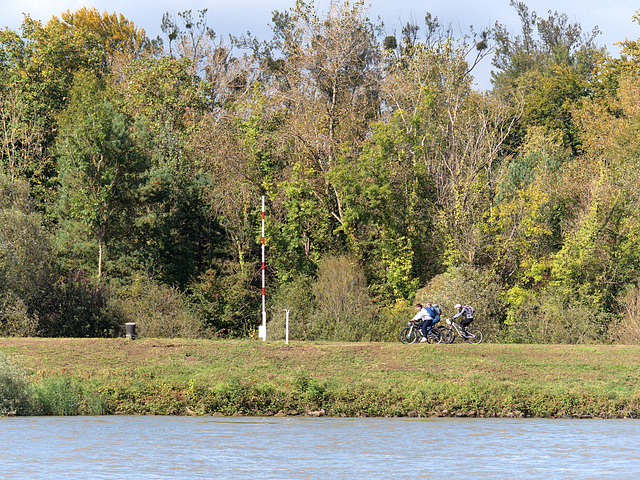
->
[2,338,640,418]
[3,2,640,343]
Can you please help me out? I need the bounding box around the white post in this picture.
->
[260,196,267,341]
[285,309,289,345]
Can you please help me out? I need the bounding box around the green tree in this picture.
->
[380,14,517,272]
[55,71,148,280]
[492,1,603,90]
[491,1,605,154]
[263,0,382,257]
[522,65,588,153]
[114,56,207,133]
[0,173,52,335]
[536,75,640,337]
[590,11,640,102]
[327,117,432,300]
[110,55,218,287]
[125,123,219,288]
[0,84,46,183]
[0,10,151,209]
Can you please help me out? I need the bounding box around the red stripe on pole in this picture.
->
[262,237,265,245]
[262,212,265,220]
[262,262,265,269]
[262,288,265,295]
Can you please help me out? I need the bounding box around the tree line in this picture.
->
[2,1,640,343]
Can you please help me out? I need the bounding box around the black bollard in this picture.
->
[125,322,137,340]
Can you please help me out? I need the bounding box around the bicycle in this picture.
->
[441,318,483,344]
[399,320,444,344]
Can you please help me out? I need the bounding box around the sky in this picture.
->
[2,0,639,89]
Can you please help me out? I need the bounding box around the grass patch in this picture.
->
[2,338,640,417]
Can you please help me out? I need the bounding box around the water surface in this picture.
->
[1,416,638,479]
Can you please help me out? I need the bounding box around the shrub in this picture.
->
[609,281,640,344]
[37,271,121,337]
[0,209,53,303]
[33,376,82,415]
[190,260,262,337]
[0,292,38,337]
[269,268,400,342]
[270,255,380,342]
[268,275,317,341]
[502,288,606,344]
[309,255,376,341]
[31,376,107,415]
[0,173,32,212]
[369,298,414,342]
[0,353,37,416]
[0,178,54,336]
[116,276,202,338]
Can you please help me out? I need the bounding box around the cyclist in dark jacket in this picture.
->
[452,304,474,335]
[426,302,441,326]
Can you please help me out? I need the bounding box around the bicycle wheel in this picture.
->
[441,328,454,344]
[406,328,419,344]
[426,328,443,344]
[437,326,449,338]
[465,328,483,345]
[398,327,409,343]
[399,327,411,344]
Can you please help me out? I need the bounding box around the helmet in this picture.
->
[454,303,462,309]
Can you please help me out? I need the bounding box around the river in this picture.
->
[1,416,638,479]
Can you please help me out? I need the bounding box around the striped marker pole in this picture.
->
[260,196,267,341]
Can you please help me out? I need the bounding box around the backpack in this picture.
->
[432,304,442,316]
[464,305,475,316]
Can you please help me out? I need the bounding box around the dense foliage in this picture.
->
[2,1,640,343]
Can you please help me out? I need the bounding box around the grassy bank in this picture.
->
[2,338,640,418]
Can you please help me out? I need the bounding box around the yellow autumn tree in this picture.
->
[48,7,151,61]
